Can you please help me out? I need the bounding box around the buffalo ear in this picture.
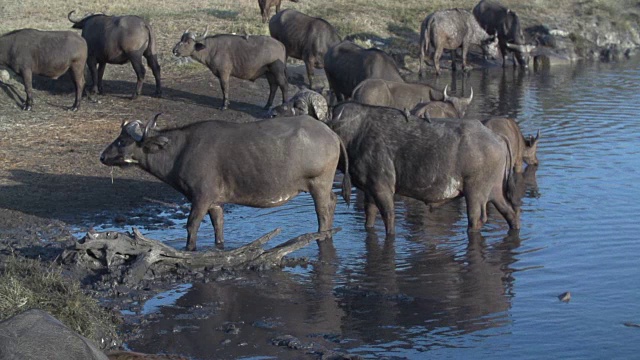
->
[143,136,170,153]
[195,42,206,51]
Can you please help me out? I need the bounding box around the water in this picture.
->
[95,58,640,359]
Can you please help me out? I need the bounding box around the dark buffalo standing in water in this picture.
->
[269,9,341,89]
[410,85,474,119]
[0,29,87,111]
[419,8,499,76]
[473,0,534,67]
[258,0,299,23]
[482,117,540,173]
[324,40,404,102]
[351,78,444,110]
[100,114,351,251]
[328,102,520,235]
[173,28,288,110]
[67,11,161,99]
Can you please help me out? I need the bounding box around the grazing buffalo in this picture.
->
[410,85,474,119]
[269,9,341,89]
[473,0,534,67]
[258,0,299,24]
[482,117,540,173]
[68,11,161,99]
[419,8,499,76]
[328,102,520,235]
[0,29,86,111]
[100,114,351,251]
[351,78,444,110]
[324,40,404,102]
[173,27,288,110]
[268,87,329,121]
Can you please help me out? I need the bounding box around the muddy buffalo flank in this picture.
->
[328,102,520,236]
[68,11,161,99]
[0,29,86,111]
[419,8,499,76]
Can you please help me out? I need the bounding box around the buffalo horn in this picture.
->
[506,42,536,53]
[535,129,541,141]
[124,121,144,142]
[67,10,80,23]
[443,84,451,102]
[464,86,474,105]
[196,25,209,41]
[144,113,163,139]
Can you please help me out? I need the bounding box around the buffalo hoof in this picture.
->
[21,104,32,111]
[263,104,273,110]
[68,106,79,112]
[153,91,163,98]
[131,93,139,101]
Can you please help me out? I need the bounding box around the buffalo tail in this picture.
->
[338,138,352,206]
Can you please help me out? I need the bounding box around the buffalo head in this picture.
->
[100,113,168,167]
[443,85,473,118]
[506,42,537,67]
[172,26,209,57]
[481,35,500,60]
[523,130,541,166]
[67,10,103,29]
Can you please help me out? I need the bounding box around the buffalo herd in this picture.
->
[1,0,540,250]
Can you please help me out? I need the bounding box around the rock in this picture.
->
[0,309,108,360]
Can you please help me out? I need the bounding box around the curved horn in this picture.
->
[443,84,451,102]
[183,28,190,35]
[144,113,163,139]
[464,86,474,105]
[67,10,80,23]
[535,129,541,141]
[197,25,209,40]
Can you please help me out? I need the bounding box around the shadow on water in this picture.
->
[0,169,181,225]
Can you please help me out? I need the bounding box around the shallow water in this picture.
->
[95,57,640,359]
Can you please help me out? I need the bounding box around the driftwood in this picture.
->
[62,228,339,285]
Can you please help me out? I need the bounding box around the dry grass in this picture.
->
[0,256,118,344]
[0,0,637,76]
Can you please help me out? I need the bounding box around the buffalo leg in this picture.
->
[130,55,146,99]
[309,180,337,237]
[145,53,162,97]
[264,72,278,110]
[208,205,225,245]
[69,60,85,111]
[433,45,444,76]
[271,59,288,105]
[20,69,33,111]
[465,195,485,232]
[87,57,99,95]
[97,62,106,95]
[370,187,395,236]
[491,188,521,230]
[304,56,315,89]
[364,192,379,229]
[186,202,209,251]
[461,44,472,72]
[217,74,231,110]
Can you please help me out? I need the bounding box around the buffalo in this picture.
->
[0,29,87,111]
[324,40,404,102]
[352,78,444,110]
[268,87,329,121]
[269,9,341,89]
[68,10,161,99]
[100,114,351,251]
[410,85,474,119]
[328,102,520,235]
[172,27,288,110]
[258,0,299,24]
[419,8,499,76]
[481,117,540,173]
[473,0,535,67]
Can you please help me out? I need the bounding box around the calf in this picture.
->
[173,27,288,110]
[351,78,443,110]
[482,117,540,173]
[268,87,329,121]
[258,0,299,23]
[0,29,86,111]
[100,114,351,251]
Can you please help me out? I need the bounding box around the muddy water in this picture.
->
[96,58,640,359]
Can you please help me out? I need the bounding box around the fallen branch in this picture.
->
[62,227,340,285]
